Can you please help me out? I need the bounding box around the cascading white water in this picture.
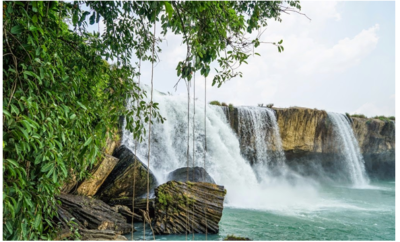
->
[236,107,287,175]
[122,88,327,211]
[327,112,370,187]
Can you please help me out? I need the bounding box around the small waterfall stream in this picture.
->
[236,107,288,179]
[327,112,370,186]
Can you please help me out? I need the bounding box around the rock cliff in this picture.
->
[224,106,395,179]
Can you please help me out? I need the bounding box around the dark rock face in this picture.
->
[56,193,132,234]
[352,118,395,179]
[96,145,158,204]
[167,167,216,184]
[153,181,226,235]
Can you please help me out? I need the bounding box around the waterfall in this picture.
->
[236,107,288,179]
[327,112,370,187]
[121,87,320,210]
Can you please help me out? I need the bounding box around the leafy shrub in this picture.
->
[221,102,228,106]
[3,2,163,240]
[372,115,395,122]
[209,100,221,106]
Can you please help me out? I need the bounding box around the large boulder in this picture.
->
[96,145,158,204]
[153,181,226,235]
[76,155,119,196]
[167,166,216,184]
[56,194,132,234]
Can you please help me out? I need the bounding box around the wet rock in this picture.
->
[96,145,158,204]
[224,235,252,241]
[111,204,143,222]
[352,118,395,179]
[76,155,119,196]
[167,167,216,184]
[153,181,226,235]
[56,193,132,234]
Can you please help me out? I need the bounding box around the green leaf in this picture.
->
[29,26,38,32]
[164,1,174,20]
[84,136,93,146]
[89,12,96,25]
[72,12,79,26]
[41,163,53,173]
[77,101,87,110]
[6,159,19,167]
[10,104,20,115]
[11,25,24,35]
[278,39,283,44]
[3,109,12,117]
[5,221,13,234]
[70,114,76,120]
[32,15,38,23]
[34,214,41,229]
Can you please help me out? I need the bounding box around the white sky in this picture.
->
[99,1,395,117]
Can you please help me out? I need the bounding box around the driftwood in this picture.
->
[57,193,132,234]
[153,181,226,235]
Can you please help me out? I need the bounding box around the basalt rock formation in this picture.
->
[224,106,395,179]
[167,167,216,184]
[153,181,226,235]
[56,194,132,234]
[96,145,158,204]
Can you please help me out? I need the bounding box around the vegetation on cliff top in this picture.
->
[347,113,395,122]
[3,1,301,240]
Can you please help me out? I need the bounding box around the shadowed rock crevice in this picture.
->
[96,145,158,204]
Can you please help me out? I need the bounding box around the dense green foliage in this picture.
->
[2,2,160,240]
[3,1,301,240]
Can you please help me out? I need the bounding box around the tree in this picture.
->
[3,1,301,240]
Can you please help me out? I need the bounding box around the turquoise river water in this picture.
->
[125,180,395,241]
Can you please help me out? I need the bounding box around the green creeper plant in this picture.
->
[3,1,302,240]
